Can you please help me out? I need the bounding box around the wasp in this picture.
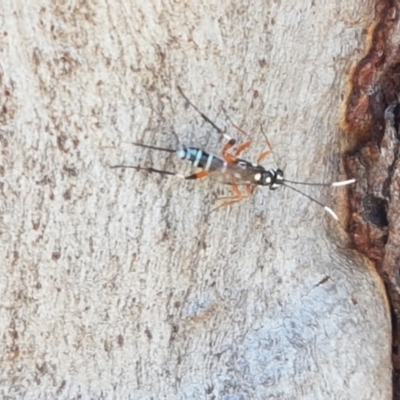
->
[112,87,355,220]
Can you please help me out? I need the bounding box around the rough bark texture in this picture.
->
[343,1,400,397]
[0,1,391,399]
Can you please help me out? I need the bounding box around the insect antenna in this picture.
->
[281,182,340,221]
[283,178,356,187]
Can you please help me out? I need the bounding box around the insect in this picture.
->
[111,87,355,220]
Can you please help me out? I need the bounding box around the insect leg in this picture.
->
[245,184,254,195]
[257,126,272,163]
[213,183,250,210]
[222,139,253,164]
[220,106,253,159]
[222,113,273,163]
[222,138,239,163]
[234,140,252,156]
[257,150,271,163]
[184,170,210,180]
[221,106,249,137]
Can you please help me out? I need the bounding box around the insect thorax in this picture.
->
[254,168,284,190]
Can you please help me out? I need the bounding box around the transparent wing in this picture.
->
[206,161,263,186]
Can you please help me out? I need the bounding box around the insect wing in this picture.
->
[207,160,263,186]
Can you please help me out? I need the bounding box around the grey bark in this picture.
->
[0,1,391,399]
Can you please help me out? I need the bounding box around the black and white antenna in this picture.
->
[281,178,356,221]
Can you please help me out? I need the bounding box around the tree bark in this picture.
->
[0,1,391,399]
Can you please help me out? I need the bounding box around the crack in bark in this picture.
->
[343,2,400,397]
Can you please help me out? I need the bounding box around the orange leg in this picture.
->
[220,107,251,160]
[208,184,255,214]
[229,119,273,164]
[234,140,252,157]
[257,150,271,163]
[246,185,254,195]
[222,138,237,162]
[184,170,210,180]
[216,184,253,207]
[257,126,273,163]
[221,110,256,161]
[221,137,252,163]
[221,106,249,137]
[219,107,274,167]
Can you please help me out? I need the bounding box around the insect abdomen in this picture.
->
[177,148,225,171]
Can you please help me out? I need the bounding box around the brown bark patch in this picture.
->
[343,1,400,397]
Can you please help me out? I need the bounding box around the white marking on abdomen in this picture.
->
[222,161,227,173]
[204,154,214,171]
[193,149,203,167]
